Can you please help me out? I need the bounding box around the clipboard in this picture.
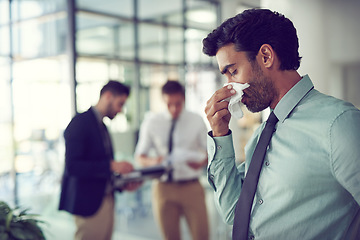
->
[113,164,170,189]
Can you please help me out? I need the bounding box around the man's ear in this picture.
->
[258,44,275,68]
[103,91,114,101]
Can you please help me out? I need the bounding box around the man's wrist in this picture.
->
[209,129,231,137]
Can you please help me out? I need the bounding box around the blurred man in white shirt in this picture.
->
[135,80,209,240]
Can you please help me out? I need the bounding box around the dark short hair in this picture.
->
[100,80,130,97]
[161,80,185,97]
[202,8,301,70]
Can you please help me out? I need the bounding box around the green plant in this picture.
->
[0,201,45,240]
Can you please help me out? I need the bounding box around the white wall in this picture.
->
[261,0,360,107]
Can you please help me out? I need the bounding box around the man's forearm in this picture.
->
[137,154,163,167]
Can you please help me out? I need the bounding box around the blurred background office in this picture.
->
[0,0,359,239]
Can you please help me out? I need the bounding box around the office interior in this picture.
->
[0,0,359,239]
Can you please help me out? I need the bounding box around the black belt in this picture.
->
[163,178,198,184]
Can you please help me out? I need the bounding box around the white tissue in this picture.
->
[224,82,250,119]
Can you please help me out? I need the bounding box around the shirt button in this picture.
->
[259,199,263,205]
[209,174,215,181]
[273,128,277,133]
[265,161,270,166]
[217,145,222,150]
[249,236,255,240]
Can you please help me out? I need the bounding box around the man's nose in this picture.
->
[225,75,234,83]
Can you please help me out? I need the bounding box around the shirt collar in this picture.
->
[164,108,185,122]
[274,74,314,123]
[91,106,103,124]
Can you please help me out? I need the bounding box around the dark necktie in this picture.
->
[232,112,278,240]
[101,122,113,158]
[168,118,176,154]
[167,118,176,181]
[101,122,115,193]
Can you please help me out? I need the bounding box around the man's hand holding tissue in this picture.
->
[205,84,236,137]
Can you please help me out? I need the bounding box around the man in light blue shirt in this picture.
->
[202,9,360,239]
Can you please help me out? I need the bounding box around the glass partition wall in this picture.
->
[0,0,71,207]
[0,0,223,238]
[74,0,220,162]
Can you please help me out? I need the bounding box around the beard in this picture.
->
[105,103,117,120]
[243,62,278,113]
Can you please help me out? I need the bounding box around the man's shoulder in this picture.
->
[302,89,359,115]
[143,111,166,122]
[66,108,95,129]
[180,110,207,131]
[292,89,360,132]
[182,109,204,121]
[71,108,92,120]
